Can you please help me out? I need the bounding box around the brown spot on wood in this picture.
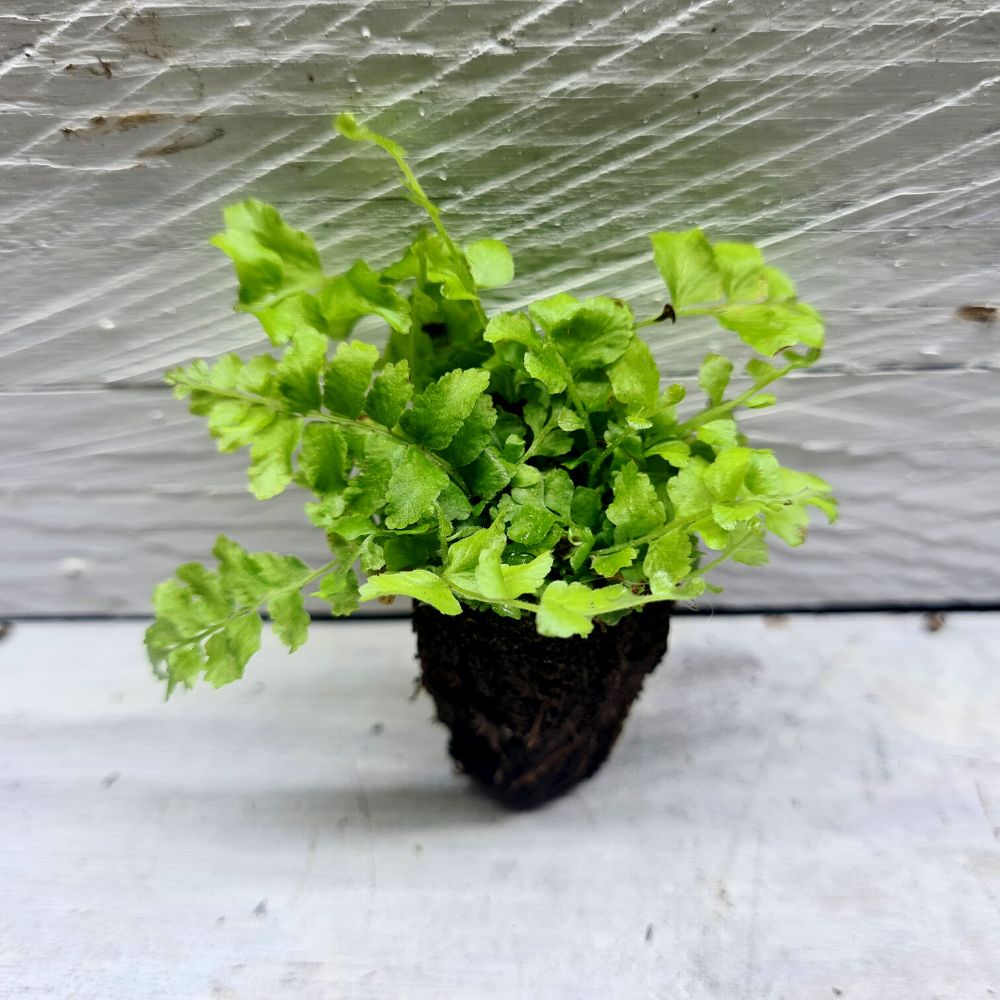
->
[923,611,946,633]
[64,61,113,77]
[60,112,203,141]
[116,111,172,130]
[110,7,173,60]
[138,126,225,158]
[764,614,789,628]
[183,65,206,97]
[955,304,997,324]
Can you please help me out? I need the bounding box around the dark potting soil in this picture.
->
[413,601,672,808]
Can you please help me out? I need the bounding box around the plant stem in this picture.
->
[447,581,539,615]
[676,362,794,436]
[373,525,434,538]
[691,525,755,577]
[157,559,338,655]
[354,126,489,329]
[586,448,613,489]
[589,518,698,559]
[547,354,597,449]
[518,410,561,465]
[176,379,470,499]
[444,581,674,618]
[319,413,466,495]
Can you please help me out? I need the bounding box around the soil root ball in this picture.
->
[413,601,671,808]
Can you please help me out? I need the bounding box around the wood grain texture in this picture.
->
[2,0,999,610]
[2,616,1000,998]
[3,370,998,614]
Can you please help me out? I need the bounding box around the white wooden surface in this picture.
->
[2,1,1000,612]
[2,615,1000,999]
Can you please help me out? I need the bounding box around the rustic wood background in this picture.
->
[2,0,999,614]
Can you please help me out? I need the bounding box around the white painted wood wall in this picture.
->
[3,0,999,614]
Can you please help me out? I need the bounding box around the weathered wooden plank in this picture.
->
[3,0,999,611]
[3,370,997,615]
[2,615,999,998]
[2,2,999,388]
[3,221,998,386]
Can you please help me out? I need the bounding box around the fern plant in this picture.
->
[146,114,837,694]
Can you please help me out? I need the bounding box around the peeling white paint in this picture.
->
[57,557,87,578]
